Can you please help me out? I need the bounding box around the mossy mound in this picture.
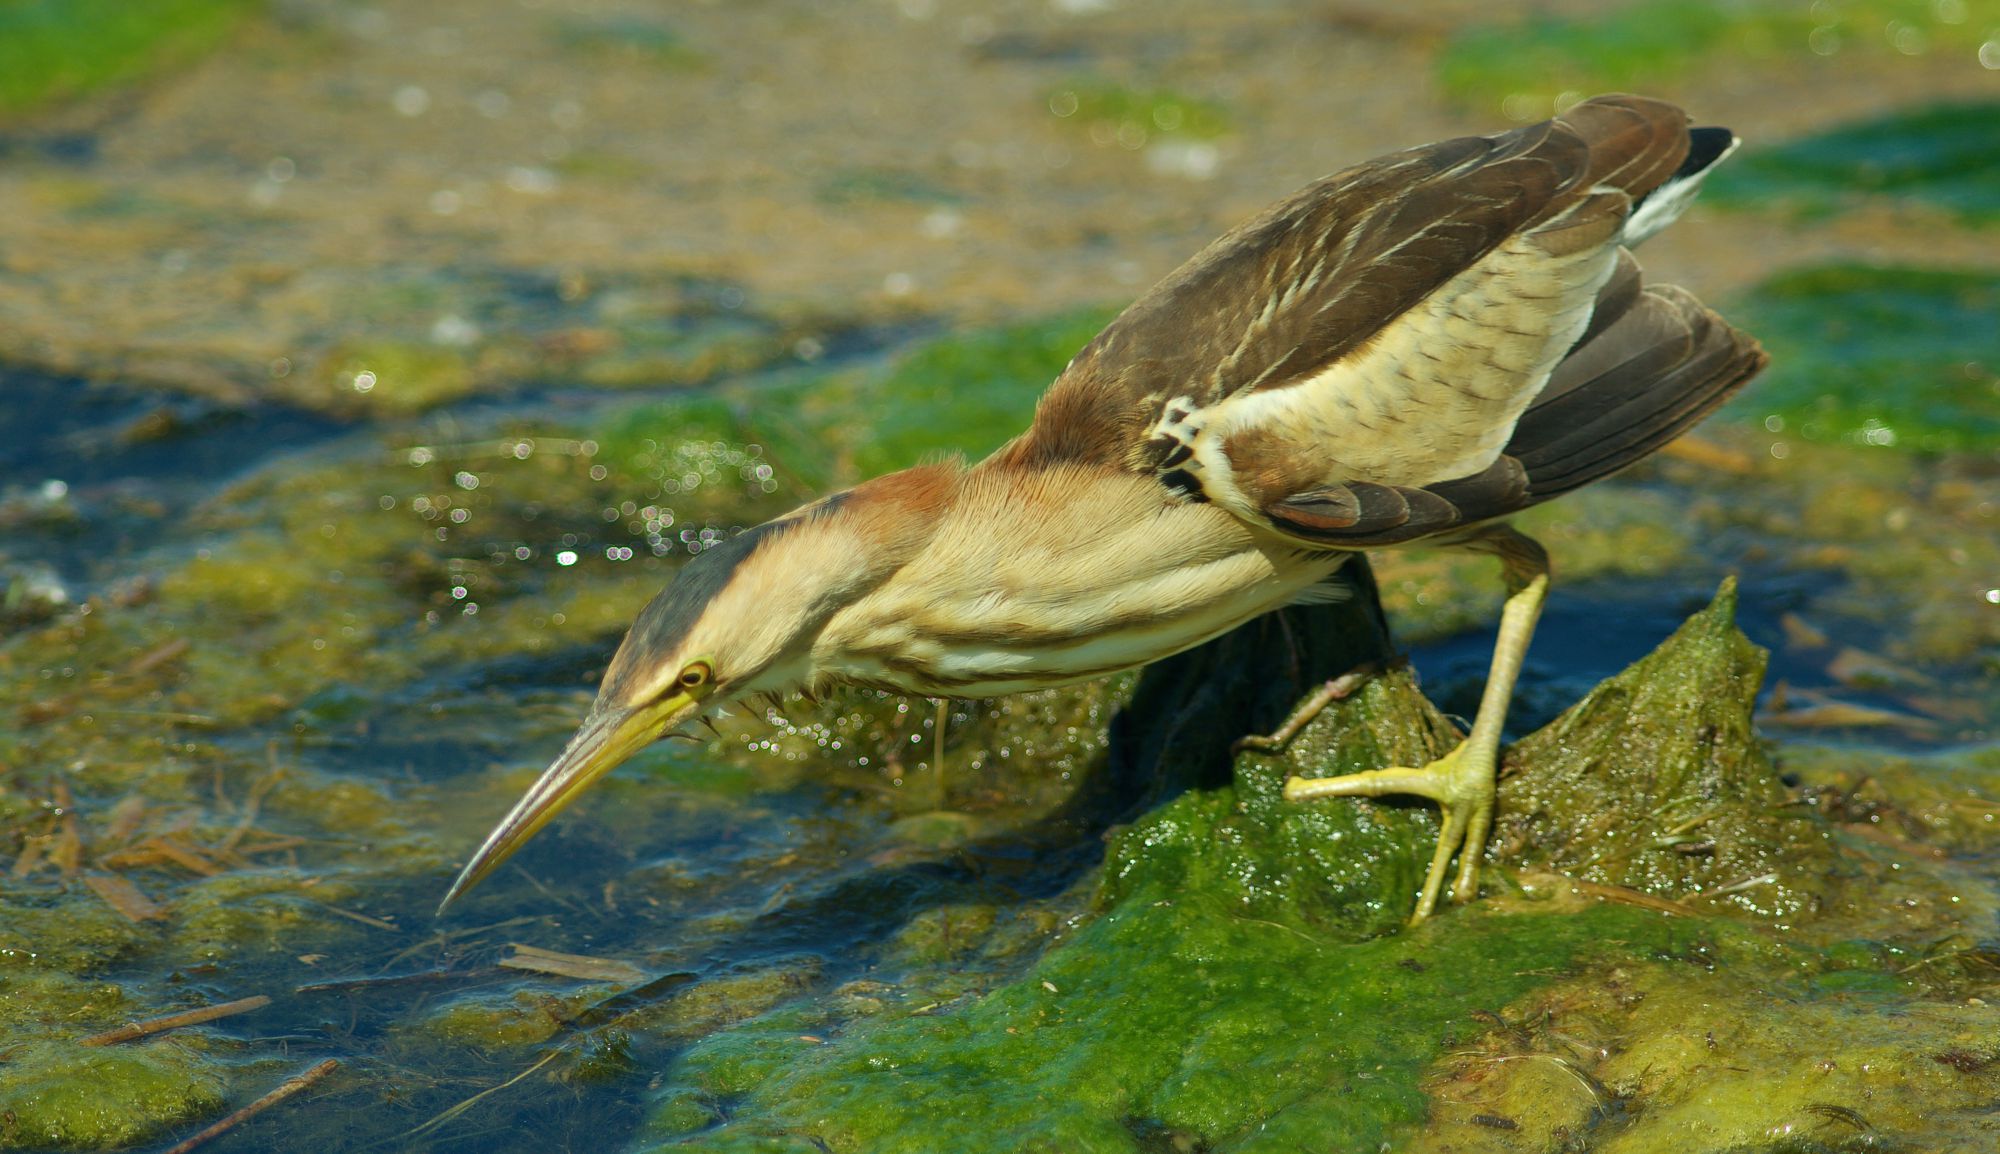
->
[0,1041,226,1150]
[1494,578,1835,917]
[1106,667,1456,940]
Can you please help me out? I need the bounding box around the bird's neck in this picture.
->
[739,460,965,696]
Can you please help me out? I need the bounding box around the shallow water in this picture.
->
[2,2,1998,1152]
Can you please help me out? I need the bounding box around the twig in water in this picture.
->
[83,873,164,922]
[316,903,399,930]
[158,1058,339,1154]
[401,1050,560,1142]
[295,968,502,996]
[500,944,648,984]
[80,995,272,1047]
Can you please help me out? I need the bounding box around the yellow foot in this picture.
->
[1283,739,1496,924]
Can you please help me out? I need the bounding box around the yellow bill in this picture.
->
[437,690,698,912]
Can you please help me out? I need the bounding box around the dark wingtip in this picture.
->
[1680,126,1737,178]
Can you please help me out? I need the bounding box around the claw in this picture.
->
[1285,739,1496,922]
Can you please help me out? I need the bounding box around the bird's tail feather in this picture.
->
[1506,283,1764,499]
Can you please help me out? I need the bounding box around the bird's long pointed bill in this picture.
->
[438,695,689,913]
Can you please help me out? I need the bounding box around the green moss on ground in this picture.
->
[1045,83,1234,143]
[1709,101,2000,225]
[1438,1,1999,114]
[799,310,1118,480]
[1725,263,2000,453]
[0,1040,226,1150]
[1104,667,1454,939]
[1421,956,2000,1151]
[0,0,260,121]
[0,887,150,971]
[641,904,1695,1154]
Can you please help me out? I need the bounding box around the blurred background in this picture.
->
[0,2,1996,1152]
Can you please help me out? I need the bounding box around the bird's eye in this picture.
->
[677,661,712,690]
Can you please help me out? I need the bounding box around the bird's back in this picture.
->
[991,94,1764,552]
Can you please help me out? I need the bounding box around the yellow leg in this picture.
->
[1231,667,1374,755]
[1284,528,1550,923]
[931,697,948,809]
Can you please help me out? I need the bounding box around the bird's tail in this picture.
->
[1505,276,1765,501]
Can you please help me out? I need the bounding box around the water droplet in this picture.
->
[392,86,431,117]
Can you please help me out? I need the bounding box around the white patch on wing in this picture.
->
[1624,134,1737,246]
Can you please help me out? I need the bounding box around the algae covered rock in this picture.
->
[0,1041,226,1150]
[1493,577,1834,917]
[1421,957,2000,1152]
[1106,667,1457,940]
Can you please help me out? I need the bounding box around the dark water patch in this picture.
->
[0,369,346,488]
[1723,263,2000,453]
[0,368,350,593]
[1708,101,2000,225]
[0,128,97,161]
[1410,563,1976,748]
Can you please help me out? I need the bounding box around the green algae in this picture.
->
[0,1040,226,1150]
[1421,956,2000,1151]
[1438,0,1999,113]
[1496,580,1835,917]
[0,972,124,1035]
[1106,668,1455,939]
[411,987,602,1052]
[640,904,1701,1153]
[1046,84,1234,142]
[1780,741,2000,856]
[0,886,150,971]
[1709,101,2000,225]
[170,869,372,963]
[0,0,259,121]
[803,309,1118,479]
[1725,263,2000,453]
[314,342,478,417]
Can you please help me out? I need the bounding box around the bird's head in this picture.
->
[438,500,885,911]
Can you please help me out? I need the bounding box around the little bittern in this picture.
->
[443,94,1766,920]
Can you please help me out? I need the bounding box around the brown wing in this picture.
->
[989,94,1692,474]
[1261,278,1766,547]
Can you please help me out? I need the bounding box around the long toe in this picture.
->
[1284,741,1499,922]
